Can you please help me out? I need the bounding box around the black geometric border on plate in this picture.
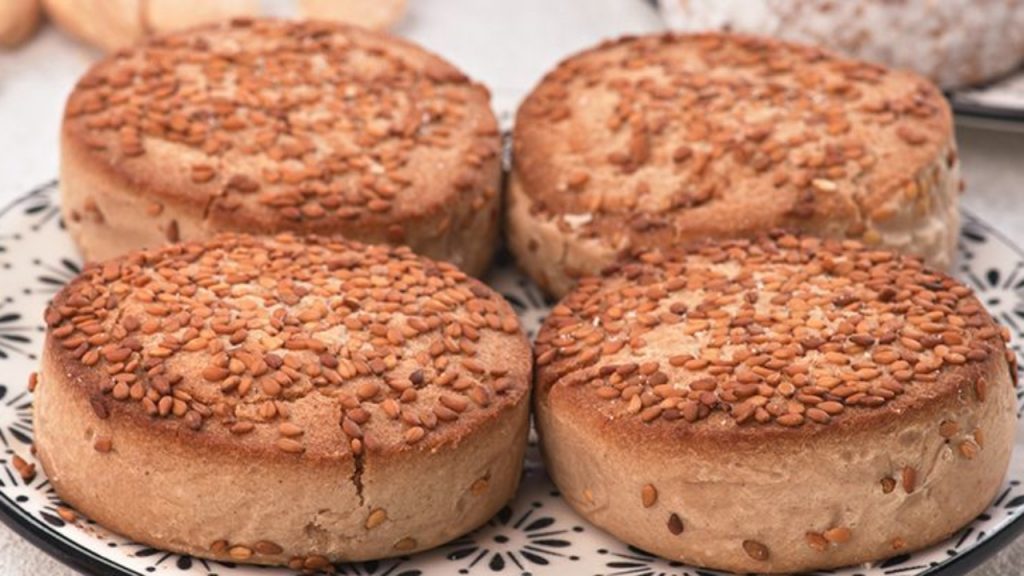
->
[0,181,1023,576]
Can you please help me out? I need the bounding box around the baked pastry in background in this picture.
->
[61,18,501,276]
[659,0,1024,89]
[34,234,531,567]
[510,33,959,297]
[301,0,407,31]
[0,0,41,48]
[534,233,1018,573]
[42,0,259,52]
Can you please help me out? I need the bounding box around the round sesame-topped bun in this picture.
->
[534,234,1017,574]
[34,234,531,568]
[61,18,501,276]
[510,33,960,297]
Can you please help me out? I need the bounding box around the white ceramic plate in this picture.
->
[1,181,1023,576]
[949,71,1024,128]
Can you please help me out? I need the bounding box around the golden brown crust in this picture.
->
[510,32,958,296]
[36,233,531,564]
[61,18,501,275]
[534,233,1017,572]
[535,233,1014,443]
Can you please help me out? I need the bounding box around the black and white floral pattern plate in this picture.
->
[1,181,1023,576]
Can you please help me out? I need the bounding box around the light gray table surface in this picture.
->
[1,1,1022,574]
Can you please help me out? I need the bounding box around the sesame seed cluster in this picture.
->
[63,18,499,237]
[44,234,527,455]
[536,234,1015,429]
[515,33,950,245]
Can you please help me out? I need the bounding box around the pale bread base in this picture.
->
[35,344,530,564]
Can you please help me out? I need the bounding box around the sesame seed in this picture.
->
[897,125,927,145]
[356,382,379,400]
[975,377,988,402]
[902,466,917,493]
[641,484,657,508]
[742,539,770,561]
[394,537,417,551]
[776,413,804,427]
[823,527,851,543]
[667,513,684,535]
[93,435,113,453]
[303,555,331,570]
[440,394,469,413]
[470,478,489,495]
[11,455,35,483]
[959,440,979,459]
[56,506,77,524]
[404,426,426,444]
[253,541,283,555]
[365,508,388,529]
[276,438,304,454]
[202,366,229,382]
[881,477,896,494]
[806,532,828,551]
[210,540,228,554]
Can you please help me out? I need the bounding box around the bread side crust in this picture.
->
[508,137,959,299]
[61,122,501,276]
[536,351,1015,573]
[36,340,529,563]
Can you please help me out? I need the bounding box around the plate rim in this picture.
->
[0,182,1022,576]
[952,102,1024,126]
[948,69,1024,126]
[0,491,139,576]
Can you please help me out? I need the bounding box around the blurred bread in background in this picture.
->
[42,0,259,52]
[660,0,1024,89]
[301,0,407,31]
[42,0,140,52]
[0,0,42,48]
[37,0,407,53]
[146,0,261,35]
